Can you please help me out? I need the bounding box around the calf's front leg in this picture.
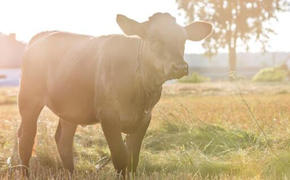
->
[125,118,150,174]
[100,109,128,178]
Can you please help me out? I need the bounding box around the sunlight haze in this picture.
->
[0,0,289,53]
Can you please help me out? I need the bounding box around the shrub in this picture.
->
[178,72,210,83]
[252,67,288,82]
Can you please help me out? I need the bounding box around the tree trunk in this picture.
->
[228,0,238,79]
[228,47,237,79]
[229,47,236,72]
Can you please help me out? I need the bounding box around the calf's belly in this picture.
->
[45,96,99,125]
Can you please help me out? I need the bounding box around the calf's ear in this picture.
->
[185,21,212,41]
[116,14,147,38]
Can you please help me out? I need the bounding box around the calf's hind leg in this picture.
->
[18,97,43,173]
[55,119,77,172]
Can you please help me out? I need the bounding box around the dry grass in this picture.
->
[0,82,289,179]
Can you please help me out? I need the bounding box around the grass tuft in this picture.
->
[145,120,263,155]
[263,152,290,180]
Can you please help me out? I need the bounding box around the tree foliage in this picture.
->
[176,0,289,72]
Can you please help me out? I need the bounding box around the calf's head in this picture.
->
[117,13,212,81]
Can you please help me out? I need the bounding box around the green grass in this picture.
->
[263,152,290,180]
[145,121,263,154]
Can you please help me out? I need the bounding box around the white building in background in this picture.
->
[0,33,26,68]
[0,33,25,86]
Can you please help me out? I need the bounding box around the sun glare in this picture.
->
[1,0,288,53]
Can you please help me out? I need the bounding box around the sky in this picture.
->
[0,0,289,53]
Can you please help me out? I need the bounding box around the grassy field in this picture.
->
[0,81,289,179]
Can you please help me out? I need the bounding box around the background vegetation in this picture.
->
[252,66,288,82]
[176,0,289,73]
[178,72,210,83]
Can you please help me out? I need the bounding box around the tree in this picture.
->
[176,0,289,74]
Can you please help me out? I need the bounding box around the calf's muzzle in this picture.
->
[171,62,188,78]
